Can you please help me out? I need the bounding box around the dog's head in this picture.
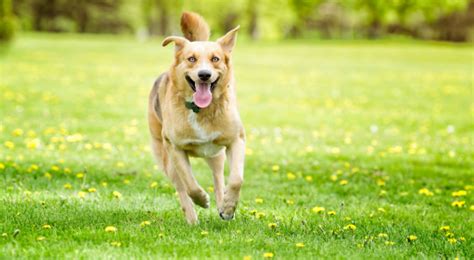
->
[162,26,239,109]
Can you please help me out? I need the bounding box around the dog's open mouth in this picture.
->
[185,75,219,108]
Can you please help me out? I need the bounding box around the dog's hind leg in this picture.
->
[205,150,226,212]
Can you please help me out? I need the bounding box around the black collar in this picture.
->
[185,101,201,113]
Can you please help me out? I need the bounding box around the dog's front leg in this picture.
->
[220,135,245,220]
[205,150,226,212]
[164,140,210,210]
[163,141,198,224]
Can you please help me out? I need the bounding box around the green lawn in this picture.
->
[0,33,473,259]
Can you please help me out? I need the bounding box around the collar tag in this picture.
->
[185,101,201,113]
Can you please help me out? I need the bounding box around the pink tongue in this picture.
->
[193,83,212,108]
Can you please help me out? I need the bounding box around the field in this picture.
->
[0,34,472,259]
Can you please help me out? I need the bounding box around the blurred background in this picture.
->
[1,0,473,43]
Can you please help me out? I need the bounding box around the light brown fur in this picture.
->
[148,12,245,224]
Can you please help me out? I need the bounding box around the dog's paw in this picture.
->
[219,192,239,220]
[219,209,235,220]
[189,188,210,208]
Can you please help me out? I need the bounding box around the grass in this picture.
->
[0,33,472,259]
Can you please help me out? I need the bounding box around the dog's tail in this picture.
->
[181,12,210,41]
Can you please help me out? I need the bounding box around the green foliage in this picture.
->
[0,0,15,41]
[9,0,474,41]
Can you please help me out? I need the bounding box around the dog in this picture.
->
[148,12,245,224]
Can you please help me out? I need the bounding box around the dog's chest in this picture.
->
[174,113,224,157]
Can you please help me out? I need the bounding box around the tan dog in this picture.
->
[148,12,245,224]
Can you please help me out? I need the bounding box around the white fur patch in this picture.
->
[181,112,223,157]
[187,112,221,141]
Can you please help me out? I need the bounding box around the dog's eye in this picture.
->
[188,57,197,63]
[211,56,220,62]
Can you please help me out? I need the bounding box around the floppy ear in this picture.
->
[217,25,240,53]
[162,36,189,52]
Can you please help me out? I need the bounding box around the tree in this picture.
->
[0,0,16,41]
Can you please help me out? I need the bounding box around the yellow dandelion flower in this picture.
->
[88,188,97,193]
[271,165,280,171]
[344,224,356,231]
[150,181,158,188]
[459,237,465,242]
[78,191,87,199]
[263,252,274,258]
[407,235,417,242]
[305,176,313,182]
[451,200,465,208]
[112,191,122,199]
[256,212,266,219]
[26,139,40,150]
[44,172,52,180]
[200,231,209,236]
[84,143,93,150]
[295,242,305,248]
[36,236,46,241]
[287,172,296,180]
[42,224,51,229]
[330,175,338,181]
[101,181,108,187]
[470,205,474,211]
[63,183,72,189]
[76,172,84,179]
[339,179,348,185]
[0,163,5,170]
[123,179,130,185]
[451,190,467,197]
[445,232,455,238]
[448,238,457,244]
[376,179,386,186]
[418,188,434,196]
[255,198,264,204]
[140,221,151,227]
[4,141,15,149]
[243,256,252,260]
[312,206,325,214]
[285,199,294,205]
[51,165,60,171]
[327,210,336,216]
[439,226,450,232]
[27,164,39,172]
[110,241,121,247]
[268,223,277,229]
[105,226,117,232]
[12,128,24,136]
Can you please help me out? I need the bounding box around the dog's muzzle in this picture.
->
[185,75,219,92]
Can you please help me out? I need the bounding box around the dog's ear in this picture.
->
[217,25,240,53]
[162,36,189,52]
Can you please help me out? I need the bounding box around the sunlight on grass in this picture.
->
[0,34,472,258]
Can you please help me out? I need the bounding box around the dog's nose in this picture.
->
[198,70,211,81]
